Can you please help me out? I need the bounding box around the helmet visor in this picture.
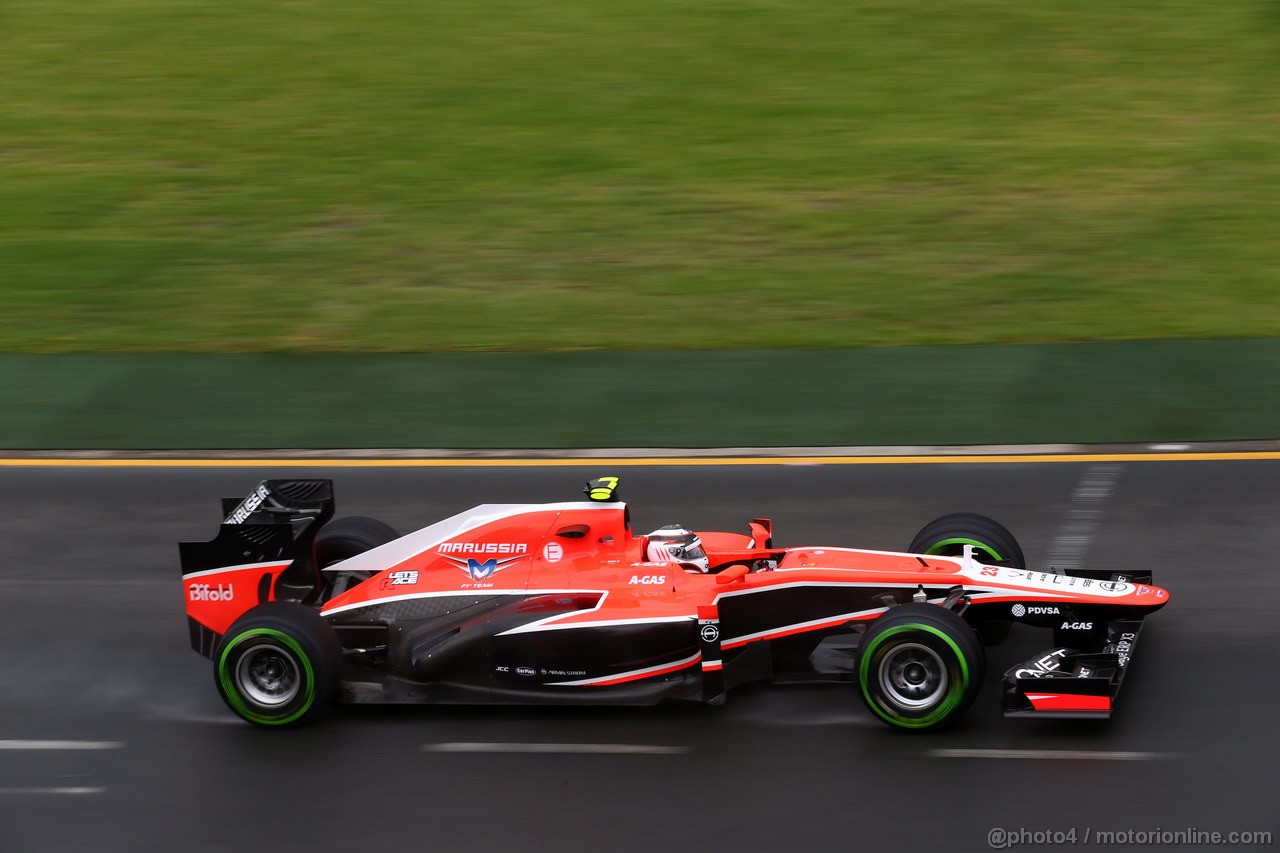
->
[673,540,706,562]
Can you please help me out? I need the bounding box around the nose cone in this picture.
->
[1129,583,1170,610]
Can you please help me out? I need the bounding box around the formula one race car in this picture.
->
[180,478,1169,729]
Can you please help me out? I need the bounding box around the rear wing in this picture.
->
[179,479,335,656]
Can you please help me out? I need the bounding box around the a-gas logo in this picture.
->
[629,575,666,585]
[189,583,234,602]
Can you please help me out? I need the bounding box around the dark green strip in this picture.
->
[2,339,1278,449]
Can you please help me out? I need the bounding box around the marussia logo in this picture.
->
[443,553,526,581]
[224,485,270,525]
[439,542,527,555]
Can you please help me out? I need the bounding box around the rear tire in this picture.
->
[315,516,399,566]
[214,602,342,727]
[856,603,984,731]
[316,516,399,596]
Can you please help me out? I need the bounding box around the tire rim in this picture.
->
[235,643,301,707]
[924,538,1002,563]
[879,642,948,710]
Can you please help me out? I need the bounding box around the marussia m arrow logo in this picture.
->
[442,553,526,582]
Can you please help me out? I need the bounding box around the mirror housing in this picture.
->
[716,564,750,585]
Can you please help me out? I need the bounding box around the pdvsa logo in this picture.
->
[1011,604,1060,617]
[629,575,666,585]
[189,583,234,602]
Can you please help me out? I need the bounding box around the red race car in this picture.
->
[180,477,1169,729]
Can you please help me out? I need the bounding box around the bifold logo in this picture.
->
[189,583,234,602]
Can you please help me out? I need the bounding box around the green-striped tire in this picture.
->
[213,602,342,727]
[907,513,1025,646]
[907,512,1025,569]
[856,603,984,730]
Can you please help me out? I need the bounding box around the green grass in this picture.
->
[2,0,1278,352]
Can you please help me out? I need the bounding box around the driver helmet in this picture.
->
[645,525,709,573]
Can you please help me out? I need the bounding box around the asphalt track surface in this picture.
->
[1,461,1276,852]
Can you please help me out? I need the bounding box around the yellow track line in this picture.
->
[0,452,1278,468]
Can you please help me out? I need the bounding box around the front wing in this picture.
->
[1001,567,1156,718]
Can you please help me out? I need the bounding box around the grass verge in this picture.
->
[2,1,1278,351]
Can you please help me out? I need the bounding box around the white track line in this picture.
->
[1048,464,1121,570]
[0,740,123,750]
[0,787,106,795]
[424,742,688,755]
[928,749,1166,761]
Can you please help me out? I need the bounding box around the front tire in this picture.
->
[214,602,342,727]
[856,603,984,730]
[908,512,1024,645]
[907,512,1025,568]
